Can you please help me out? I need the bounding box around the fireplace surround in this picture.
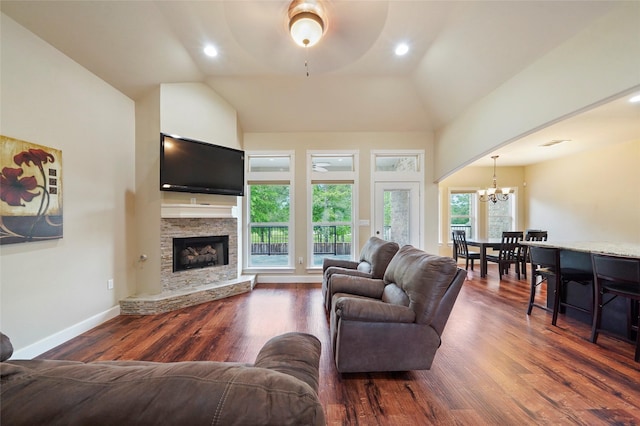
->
[119,204,255,315]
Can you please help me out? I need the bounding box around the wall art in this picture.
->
[0,135,63,244]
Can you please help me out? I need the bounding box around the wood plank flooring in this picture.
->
[38,265,640,425]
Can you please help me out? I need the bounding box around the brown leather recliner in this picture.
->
[328,245,466,373]
[322,236,399,311]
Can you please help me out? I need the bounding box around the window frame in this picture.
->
[306,150,359,270]
[244,151,295,272]
[448,188,478,241]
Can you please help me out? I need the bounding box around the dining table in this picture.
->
[459,238,503,278]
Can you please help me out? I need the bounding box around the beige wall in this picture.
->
[438,166,526,256]
[435,3,640,180]
[134,83,243,296]
[243,131,435,276]
[438,140,640,257]
[0,14,136,355]
[525,140,640,243]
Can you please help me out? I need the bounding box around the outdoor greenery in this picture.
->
[248,183,353,244]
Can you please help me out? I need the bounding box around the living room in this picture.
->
[1,0,639,402]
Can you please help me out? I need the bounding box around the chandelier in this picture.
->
[478,155,513,203]
[288,0,326,48]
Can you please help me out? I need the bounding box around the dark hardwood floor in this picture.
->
[39,264,640,425]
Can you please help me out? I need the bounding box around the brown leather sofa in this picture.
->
[0,332,325,425]
[327,245,466,373]
[322,236,399,311]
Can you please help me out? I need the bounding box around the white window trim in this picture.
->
[370,150,424,248]
[244,151,295,273]
[448,187,479,242]
[306,150,359,270]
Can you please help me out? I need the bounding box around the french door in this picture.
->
[373,182,420,248]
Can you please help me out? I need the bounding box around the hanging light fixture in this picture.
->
[478,155,513,203]
[288,0,326,47]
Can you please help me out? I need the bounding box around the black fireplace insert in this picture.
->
[172,235,229,272]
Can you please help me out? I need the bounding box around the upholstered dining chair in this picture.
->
[452,230,480,271]
[486,231,523,280]
[590,253,640,362]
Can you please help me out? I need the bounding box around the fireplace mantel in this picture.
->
[161,204,237,219]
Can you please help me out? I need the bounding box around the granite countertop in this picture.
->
[521,241,640,258]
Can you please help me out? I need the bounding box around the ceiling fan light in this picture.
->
[289,11,324,47]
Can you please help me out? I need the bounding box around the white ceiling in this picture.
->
[2,1,638,166]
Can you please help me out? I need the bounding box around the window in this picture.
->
[487,194,516,238]
[312,183,353,266]
[245,153,293,268]
[449,190,477,240]
[308,151,358,268]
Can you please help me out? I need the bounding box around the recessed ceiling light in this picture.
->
[395,43,409,56]
[204,45,218,57]
[629,94,640,103]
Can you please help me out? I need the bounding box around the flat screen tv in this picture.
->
[160,133,245,196]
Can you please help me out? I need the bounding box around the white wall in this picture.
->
[0,14,136,356]
[434,3,640,180]
[525,140,640,243]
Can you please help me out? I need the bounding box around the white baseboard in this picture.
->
[11,305,121,360]
[256,274,322,284]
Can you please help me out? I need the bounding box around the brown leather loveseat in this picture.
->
[0,332,325,425]
[327,245,466,373]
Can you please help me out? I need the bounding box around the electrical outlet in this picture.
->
[298,257,303,265]
[107,279,114,290]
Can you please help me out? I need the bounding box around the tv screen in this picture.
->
[160,133,245,196]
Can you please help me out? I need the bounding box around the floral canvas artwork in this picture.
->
[0,135,63,244]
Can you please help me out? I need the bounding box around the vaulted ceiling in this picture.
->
[2,1,638,166]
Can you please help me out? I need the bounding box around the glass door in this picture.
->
[373,182,420,248]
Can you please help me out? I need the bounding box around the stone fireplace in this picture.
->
[120,204,255,315]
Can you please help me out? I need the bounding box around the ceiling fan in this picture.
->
[312,162,330,172]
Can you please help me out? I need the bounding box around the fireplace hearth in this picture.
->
[173,235,229,272]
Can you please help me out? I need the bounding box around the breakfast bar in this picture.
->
[521,241,640,336]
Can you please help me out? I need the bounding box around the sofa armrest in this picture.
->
[334,297,416,323]
[254,332,321,393]
[329,274,385,300]
[322,258,358,272]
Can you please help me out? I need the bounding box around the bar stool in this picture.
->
[527,246,593,328]
[519,230,548,279]
[590,253,640,362]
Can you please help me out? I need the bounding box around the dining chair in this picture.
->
[590,253,640,362]
[452,230,480,271]
[527,246,593,330]
[519,230,548,279]
[486,231,523,280]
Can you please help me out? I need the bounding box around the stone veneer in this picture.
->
[160,217,237,291]
[120,210,255,315]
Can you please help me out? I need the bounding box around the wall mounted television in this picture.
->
[160,133,245,196]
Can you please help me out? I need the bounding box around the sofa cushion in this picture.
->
[1,332,325,426]
[357,261,372,273]
[359,237,400,279]
[381,283,410,306]
[384,245,457,324]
